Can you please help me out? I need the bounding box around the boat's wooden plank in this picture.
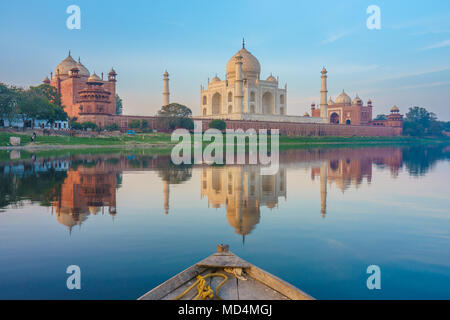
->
[237,276,290,300]
[162,268,213,300]
[196,253,252,269]
[209,270,239,300]
[246,266,314,300]
[138,265,207,300]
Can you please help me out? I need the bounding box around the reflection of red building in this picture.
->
[52,163,117,232]
[311,148,403,218]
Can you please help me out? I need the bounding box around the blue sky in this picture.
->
[1,0,449,120]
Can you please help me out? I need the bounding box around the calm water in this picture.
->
[0,145,449,299]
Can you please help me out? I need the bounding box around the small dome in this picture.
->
[352,95,363,105]
[328,97,335,104]
[321,67,327,74]
[211,75,221,83]
[311,102,316,108]
[108,68,117,75]
[304,112,310,117]
[335,90,351,106]
[87,72,102,83]
[88,206,100,215]
[266,74,277,82]
[55,52,78,76]
[226,46,261,81]
[367,99,372,105]
[391,105,399,113]
[43,76,50,84]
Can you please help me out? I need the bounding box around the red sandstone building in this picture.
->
[44,52,117,122]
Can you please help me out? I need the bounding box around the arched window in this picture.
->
[330,112,339,124]
[262,92,274,114]
[346,119,351,125]
[228,105,233,114]
[250,91,256,102]
[280,107,285,115]
[228,92,232,103]
[212,93,222,115]
[280,94,285,104]
[203,96,207,105]
[203,108,207,116]
[250,104,255,113]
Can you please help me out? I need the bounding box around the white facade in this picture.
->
[198,43,325,124]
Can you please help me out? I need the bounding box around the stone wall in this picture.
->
[79,114,402,136]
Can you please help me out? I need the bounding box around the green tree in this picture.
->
[81,121,98,130]
[0,83,19,126]
[208,119,226,130]
[156,103,193,130]
[374,114,387,121]
[403,106,440,137]
[71,122,83,130]
[116,94,123,115]
[128,119,140,129]
[141,119,148,130]
[105,123,120,131]
[29,84,62,107]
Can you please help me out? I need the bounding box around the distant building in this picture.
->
[45,51,117,119]
[370,106,404,127]
[198,41,322,124]
[0,117,68,129]
[311,90,373,126]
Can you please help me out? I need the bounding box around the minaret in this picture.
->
[163,71,170,107]
[320,67,328,121]
[234,55,244,114]
[320,161,328,218]
[163,180,169,214]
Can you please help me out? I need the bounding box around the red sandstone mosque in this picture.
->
[43,48,403,135]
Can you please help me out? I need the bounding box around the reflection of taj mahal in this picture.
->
[200,166,286,240]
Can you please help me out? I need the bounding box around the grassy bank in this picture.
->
[0,132,174,147]
[1,131,449,150]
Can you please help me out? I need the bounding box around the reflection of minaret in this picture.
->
[163,180,169,214]
[320,162,327,218]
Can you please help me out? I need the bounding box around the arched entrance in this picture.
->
[330,113,340,124]
[346,119,351,125]
[262,92,274,114]
[212,93,222,115]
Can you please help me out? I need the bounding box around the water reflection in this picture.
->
[201,166,286,242]
[0,145,449,236]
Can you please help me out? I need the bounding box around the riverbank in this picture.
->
[1,131,449,151]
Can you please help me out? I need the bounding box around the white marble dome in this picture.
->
[226,47,261,81]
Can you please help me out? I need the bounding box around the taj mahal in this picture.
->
[198,40,322,124]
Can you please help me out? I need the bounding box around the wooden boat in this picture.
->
[138,244,314,300]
